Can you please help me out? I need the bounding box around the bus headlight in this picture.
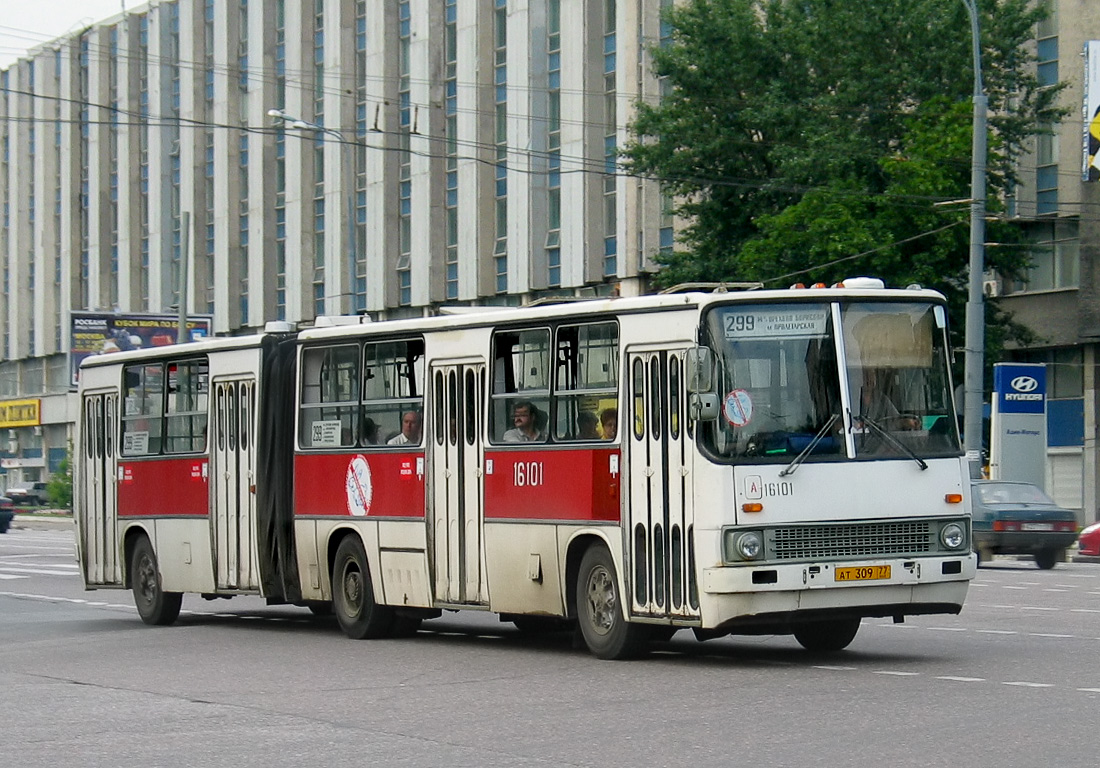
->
[940,522,965,550]
[736,532,764,560]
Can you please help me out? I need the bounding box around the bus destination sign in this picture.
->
[723,308,830,339]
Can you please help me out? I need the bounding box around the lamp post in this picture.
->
[267,108,358,316]
[961,0,987,473]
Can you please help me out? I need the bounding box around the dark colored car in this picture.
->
[972,480,1079,569]
[1078,522,1100,557]
[6,481,47,506]
[0,494,13,534]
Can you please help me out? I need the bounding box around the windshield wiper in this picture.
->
[779,414,839,477]
[852,411,928,470]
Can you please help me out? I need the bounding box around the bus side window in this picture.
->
[121,362,163,456]
[362,338,424,447]
[164,359,209,454]
[491,328,550,443]
[553,322,619,442]
[299,344,361,449]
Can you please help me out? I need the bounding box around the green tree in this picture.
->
[47,446,73,510]
[623,0,1062,352]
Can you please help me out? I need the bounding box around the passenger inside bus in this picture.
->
[387,410,422,445]
[362,417,379,445]
[600,407,618,440]
[503,401,545,442]
[576,411,599,440]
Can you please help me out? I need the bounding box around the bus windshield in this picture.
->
[700,300,961,463]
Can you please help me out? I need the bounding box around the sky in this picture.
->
[0,1,130,70]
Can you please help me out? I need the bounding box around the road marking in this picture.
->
[1002,586,1027,590]
[1029,633,1074,639]
[812,665,856,671]
[0,566,79,576]
[1078,688,1100,693]
[0,573,27,580]
[976,630,1017,635]
[1019,606,1059,611]
[1071,608,1100,614]
[1042,589,1068,593]
[1003,681,1054,688]
[937,676,985,682]
[874,671,920,677]
[927,626,967,632]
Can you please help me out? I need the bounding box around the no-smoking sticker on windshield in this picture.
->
[722,389,753,427]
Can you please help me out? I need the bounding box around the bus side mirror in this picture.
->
[685,347,714,393]
[689,393,719,421]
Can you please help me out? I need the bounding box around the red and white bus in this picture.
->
[75,281,976,658]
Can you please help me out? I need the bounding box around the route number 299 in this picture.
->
[725,315,755,334]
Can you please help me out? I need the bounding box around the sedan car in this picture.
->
[0,494,13,534]
[1078,522,1100,557]
[972,480,1079,569]
[5,481,46,506]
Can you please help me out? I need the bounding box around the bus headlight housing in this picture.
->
[734,530,761,558]
[940,522,966,550]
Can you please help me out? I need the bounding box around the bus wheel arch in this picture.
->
[129,532,182,626]
[574,539,649,660]
[330,532,395,639]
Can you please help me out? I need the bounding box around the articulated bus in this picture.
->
[75,281,976,659]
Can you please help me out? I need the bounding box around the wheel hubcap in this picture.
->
[584,565,616,636]
[342,565,363,615]
[137,555,156,602]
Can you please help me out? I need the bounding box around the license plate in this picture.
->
[834,565,891,582]
[1021,522,1053,531]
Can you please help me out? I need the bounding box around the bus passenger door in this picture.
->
[428,361,488,605]
[211,378,260,591]
[625,348,700,621]
[79,391,119,585]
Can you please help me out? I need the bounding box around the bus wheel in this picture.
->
[131,537,182,626]
[576,544,647,660]
[332,536,394,639]
[792,617,861,652]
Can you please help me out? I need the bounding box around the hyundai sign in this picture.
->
[989,363,1047,488]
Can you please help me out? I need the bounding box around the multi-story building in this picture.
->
[0,0,675,492]
[0,0,1096,530]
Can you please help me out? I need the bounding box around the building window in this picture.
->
[1008,220,1078,293]
[494,0,508,293]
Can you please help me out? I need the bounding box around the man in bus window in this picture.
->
[503,400,545,442]
[576,410,599,440]
[600,407,618,440]
[388,410,422,445]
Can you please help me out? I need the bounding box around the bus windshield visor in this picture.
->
[700,301,961,463]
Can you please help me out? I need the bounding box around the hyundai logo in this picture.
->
[1010,375,1039,393]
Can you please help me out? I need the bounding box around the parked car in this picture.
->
[5,481,47,506]
[1078,522,1100,557]
[971,480,1079,569]
[0,494,12,533]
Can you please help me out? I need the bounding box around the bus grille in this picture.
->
[770,520,934,561]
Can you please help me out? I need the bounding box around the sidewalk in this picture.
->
[10,511,73,531]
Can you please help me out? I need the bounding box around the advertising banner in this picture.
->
[70,312,212,386]
[989,363,1047,488]
[1084,41,1100,181]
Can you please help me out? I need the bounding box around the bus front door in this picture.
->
[79,391,120,585]
[625,348,700,622]
[428,361,488,605]
[211,378,260,591]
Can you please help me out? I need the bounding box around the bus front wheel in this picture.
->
[130,536,182,626]
[332,536,394,639]
[576,544,647,660]
[792,617,861,652]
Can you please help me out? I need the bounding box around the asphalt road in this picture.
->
[3,522,1099,767]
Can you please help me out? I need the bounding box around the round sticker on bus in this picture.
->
[345,455,373,516]
[722,389,753,428]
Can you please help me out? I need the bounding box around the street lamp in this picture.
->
[267,108,358,316]
[960,0,987,473]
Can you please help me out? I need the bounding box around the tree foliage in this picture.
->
[623,0,1063,352]
[47,447,73,510]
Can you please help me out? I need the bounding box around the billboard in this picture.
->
[70,312,212,386]
[989,363,1047,488]
[1084,41,1100,181]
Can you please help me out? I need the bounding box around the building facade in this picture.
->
[0,0,677,492]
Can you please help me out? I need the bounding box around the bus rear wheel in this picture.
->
[792,617,861,652]
[130,536,182,626]
[332,536,394,639]
[576,544,648,660]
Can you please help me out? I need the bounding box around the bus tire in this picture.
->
[130,536,182,626]
[576,544,647,660]
[792,617,861,652]
[332,536,394,639]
